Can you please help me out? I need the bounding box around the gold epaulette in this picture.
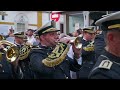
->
[98,60,113,70]
[83,41,94,51]
[83,46,94,51]
[42,43,69,67]
[108,24,120,29]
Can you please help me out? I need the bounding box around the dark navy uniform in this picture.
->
[78,39,95,79]
[88,11,120,79]
[29,20,81,79]
[82,39,95,64]
[88,49,120,79]
[15,43,35,79]
[77,26,96,79]
[0,51,22,79]
[94,31,106,60]
[13,31,35,79]
[18,57,34,79]
[0,42,23,79]
[0,52,14,79]
[29,44,81,79]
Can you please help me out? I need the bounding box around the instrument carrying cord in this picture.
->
[59,65,69,79]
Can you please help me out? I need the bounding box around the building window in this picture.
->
[69,14,84,33]
[17,23,25,32]
[14,13,28,33]
[16,16,26,32]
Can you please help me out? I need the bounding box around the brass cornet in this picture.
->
[0,40,19,62]
[69,36,82,49]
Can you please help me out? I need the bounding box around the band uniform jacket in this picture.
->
[16,44,35,79]
[29,44,81,79]
[78,39,95,79]
[82,39,95,64]
[94,32,106,60]
[88,49,120,79]
[0,49,22,79]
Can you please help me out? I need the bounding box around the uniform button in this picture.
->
[66,77,68,79]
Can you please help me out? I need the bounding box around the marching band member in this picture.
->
[29,20,82,79]
[89,11,120,79]
[0,39,22,79]
[13,31,35,79]
[78,26,96,79]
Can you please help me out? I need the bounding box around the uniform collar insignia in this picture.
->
[98,60,113,69]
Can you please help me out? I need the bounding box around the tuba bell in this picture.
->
[0,40,19,62]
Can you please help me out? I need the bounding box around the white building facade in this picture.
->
[0,11,116,35]
[0,11,42,35]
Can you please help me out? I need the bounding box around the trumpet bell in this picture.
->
[70,37,82,49]
[70,37,76,43]
[74,37,82,49]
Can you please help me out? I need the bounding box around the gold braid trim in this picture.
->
[108,24,120,29]
[83,41,94,51]
[42,43,69,67]
[84,30,95,33]
[42,28,56,34]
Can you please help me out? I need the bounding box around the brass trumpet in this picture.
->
[69,36,82,49]
[70,37,82,49]
[0,40,19,62]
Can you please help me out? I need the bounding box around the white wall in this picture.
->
[42,12,50,26]
[56,14,64,30]
[1,11,37,24]
[0,24,10,35]
[0,11,16,22]
[0,11,38,35]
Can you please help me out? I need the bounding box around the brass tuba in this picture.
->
[0,40,19,62]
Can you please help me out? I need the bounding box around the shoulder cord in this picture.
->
[59,65,69,79]
[101,55,120,66]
